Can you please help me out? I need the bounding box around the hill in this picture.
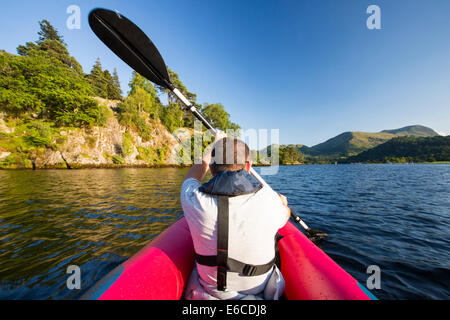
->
[301,125,439,159]
[257,125,440,165]
[381,125,439,137]
[340,136,450,163]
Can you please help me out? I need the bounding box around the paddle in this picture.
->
[88,8,327,241]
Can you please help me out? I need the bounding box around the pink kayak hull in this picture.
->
[81,217,375,300]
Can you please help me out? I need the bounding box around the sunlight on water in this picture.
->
[0,164,449,299]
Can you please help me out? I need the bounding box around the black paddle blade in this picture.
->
[88,8,173,90]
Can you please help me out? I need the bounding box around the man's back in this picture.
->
[181,177,288,295]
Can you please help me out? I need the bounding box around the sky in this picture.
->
[1,0,449,147]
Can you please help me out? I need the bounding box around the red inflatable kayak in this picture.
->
[81,217,377,300]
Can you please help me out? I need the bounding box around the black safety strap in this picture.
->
[195,254,275,277]
[196,194,277,291]
[216,196,229,291]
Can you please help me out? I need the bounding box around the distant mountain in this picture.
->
[381,125,439,137]
[301,125,439,159]
[257,125,440,164]
[340,135,450,163]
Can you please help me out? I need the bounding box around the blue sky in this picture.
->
[1,0,449,147]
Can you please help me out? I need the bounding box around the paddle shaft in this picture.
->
[172,89,312,231]
[87,8,317,235]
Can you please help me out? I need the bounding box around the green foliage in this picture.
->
[88,58,108,98]
[0,119,61,168]
[111,155,125,164]
[1,18,242,169]
[129,72,158,98]
[87,58,122,100]
[98,104,114,125]
[341,136,450,163]
[0,152,33,169]
[23,120,53,147]
[156,68,196,105]
[160,103,184,133]
[1,29,102,127]
[37,19,65,44]
[111,69,122,99]
[136,146,168,165]
[279,145,303,164]
[201,103,241,133]
[18,20,81,74]
[122,132,134,157]
[117,89,156,141]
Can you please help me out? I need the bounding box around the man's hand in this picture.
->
[278,194,288,207]
[279,193,291,220]
[202,130,227,165]
[183,130,228,183]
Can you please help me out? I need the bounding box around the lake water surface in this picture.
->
[0,164,449,299]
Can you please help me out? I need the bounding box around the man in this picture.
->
[181,132,290,300]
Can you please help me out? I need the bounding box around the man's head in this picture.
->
[210,137,251,176]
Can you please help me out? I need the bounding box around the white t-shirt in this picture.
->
[180,177,289,295]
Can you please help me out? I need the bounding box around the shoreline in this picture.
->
[1,162,448,170]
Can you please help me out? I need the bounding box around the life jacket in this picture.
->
[197,169,277,291]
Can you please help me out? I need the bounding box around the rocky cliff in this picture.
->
[0,99,187,169]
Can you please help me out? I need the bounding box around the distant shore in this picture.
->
[2,162,449,170]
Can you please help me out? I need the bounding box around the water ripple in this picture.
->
[0,165,449,299]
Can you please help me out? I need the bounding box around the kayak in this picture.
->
[81,217,377,300]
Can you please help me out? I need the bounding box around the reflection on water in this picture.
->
[0,164,449,299]
[0,168,188,299]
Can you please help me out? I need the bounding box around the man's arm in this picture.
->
[183,159,210,183]
[278,194,291,223]
[183,130,227,183]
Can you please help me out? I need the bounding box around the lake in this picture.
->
[0,164,449,300]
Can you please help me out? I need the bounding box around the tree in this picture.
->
[17,20,82,75]
[104,69,122,100]
[160,103,184,133]
[88,58,108,98]
[129,71,158,99]
[111,69,123,99]
[0,52,102,126]
[279,145,303,164]
[201,103,241,133]
[37,19,65,44]
[155,68,196,105]
[117,84,161,141]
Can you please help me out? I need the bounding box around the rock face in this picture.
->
[34,117,179,169]
[0,102,185,169]
[0,116,14,134]
[0,151,11,160]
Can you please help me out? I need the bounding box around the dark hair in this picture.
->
[210,137,250,175]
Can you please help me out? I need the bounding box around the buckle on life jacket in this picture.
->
[242,264,258,277]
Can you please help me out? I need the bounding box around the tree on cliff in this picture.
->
[154,67,198,127]
[17,20,83,75]
[111,69,123,99]
[37,19,65,44]
[0,20,103,126]
[129,71,158,100]
[201,103,241,133]
[88,59,123,100]
[88,58,108,98]
[104,69,122,100]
